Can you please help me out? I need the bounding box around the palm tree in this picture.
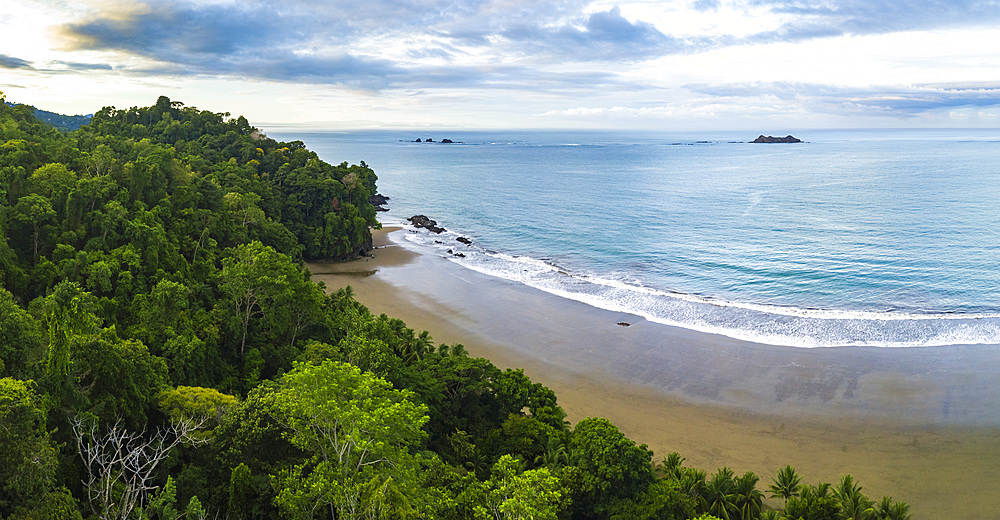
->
[402,330,432,363]
[467,450,492,479]
[768,465,802,504]
[534,436,569,468]
[437,342,468,357]
[834,475,874,520]
[812,482,832,498]
[707,467,738,520]
[786,482,839,520]
[678,468,709,513]
[874,496,911,520]
[661,452,685,479]
[734,471,764,520]
[794,481,833,504]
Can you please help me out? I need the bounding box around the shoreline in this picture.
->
[308,226,1000,518]
[374,217,1000,350]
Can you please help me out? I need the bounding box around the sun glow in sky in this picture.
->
[2,0,1000,129]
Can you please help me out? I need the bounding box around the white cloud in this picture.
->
[543,105,677,118]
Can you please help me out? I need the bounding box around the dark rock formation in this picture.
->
[369,193,390,212]
[456,236,472,245]
[345,232,373,259]
[617,322,631,327]
[752,135,802,143]
[414,137,460,144]
[408,215,445,234]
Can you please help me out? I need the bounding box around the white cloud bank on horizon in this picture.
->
[2,0,1000,129]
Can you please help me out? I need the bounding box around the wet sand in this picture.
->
[308,227,1000,518]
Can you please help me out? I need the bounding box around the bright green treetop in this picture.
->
[475,454,567,520]
[271,360,430,520]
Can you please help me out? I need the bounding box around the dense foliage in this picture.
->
[3,101,93,132]
[0,92,911,520]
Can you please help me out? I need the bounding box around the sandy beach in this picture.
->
[308,227,1000,518]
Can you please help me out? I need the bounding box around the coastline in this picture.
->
[308,226,1000,518]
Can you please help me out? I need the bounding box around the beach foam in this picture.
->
[391,218,1000,348]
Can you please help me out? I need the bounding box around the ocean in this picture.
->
[267,128,1000,348]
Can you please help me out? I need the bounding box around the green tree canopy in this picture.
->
[271,360,430,520]
[218,240,316,359]
[0,377,82,519]
[474,454,568,520]
[29,163,76,197]
[0,287,42,377]
[567,417,655,518]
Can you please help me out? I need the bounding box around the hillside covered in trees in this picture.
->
[3,101,92,132]
[0,93,911,520]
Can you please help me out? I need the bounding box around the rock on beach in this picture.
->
[408,215,446,234]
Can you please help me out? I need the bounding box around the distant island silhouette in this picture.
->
[752,134,802,143]
[413,138,459,143]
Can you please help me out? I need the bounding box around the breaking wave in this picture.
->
[393,220,1000,348]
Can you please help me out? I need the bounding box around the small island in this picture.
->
[752,134,802,143]
[413,137,459,143]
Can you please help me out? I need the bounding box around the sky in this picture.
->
[2,0,1000,130]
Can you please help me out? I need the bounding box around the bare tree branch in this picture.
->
[72,415,207,520]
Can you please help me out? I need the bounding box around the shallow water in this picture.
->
[269,127,1000,347]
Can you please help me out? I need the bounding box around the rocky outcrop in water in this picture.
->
[370,193,390,212]
[408,215,445,233]
[411,137,460,143]
[752,135,802,143]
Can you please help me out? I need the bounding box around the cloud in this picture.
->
[742,0,1000,44]
[43,0,1000,97]
[585,7,668,46]
[498,7,695,61]
[55,1,407,88]
[52,61,113,71]
[0,53,112,73]
[0,54,34,70]
[495,0,1000,57]
[543,105,678,118]
[54,2,676,65]
[223,53,405,89]
[685,81,1000,117]
[50,0,663,88]
[366,62,623,93]
[543,80,1000,124]
[57,2,305,61]
[692,0,721,11]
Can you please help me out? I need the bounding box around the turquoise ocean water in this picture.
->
[268,128,1000,348]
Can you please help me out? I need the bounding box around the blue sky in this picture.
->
[2,0,1000,129]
